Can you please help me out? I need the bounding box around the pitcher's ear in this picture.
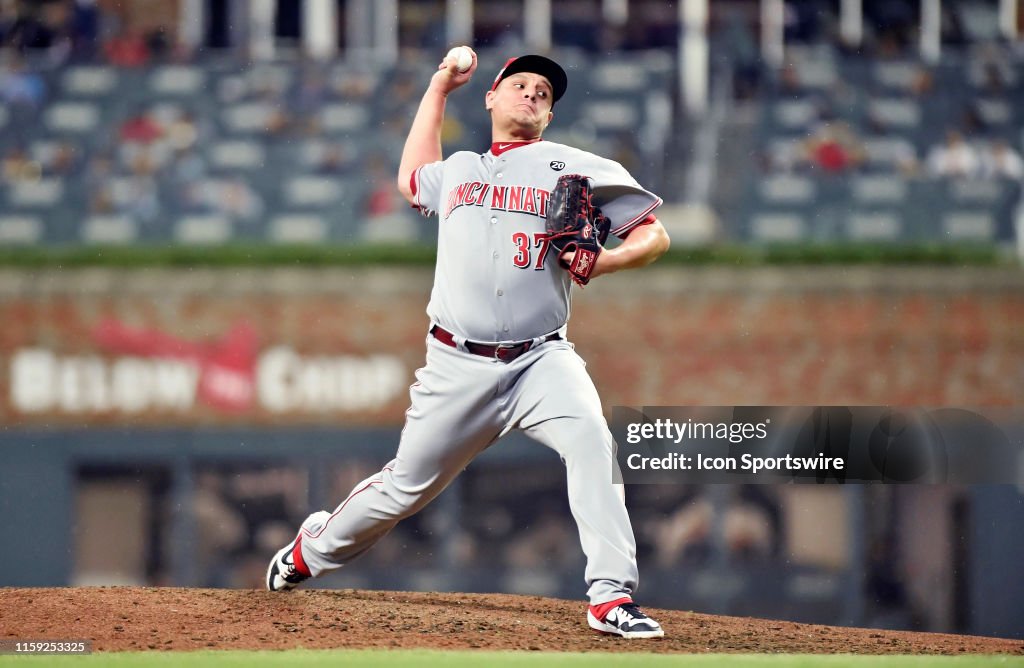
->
[484,89,496,111]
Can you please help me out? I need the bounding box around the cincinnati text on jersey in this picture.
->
[443,182,551,220]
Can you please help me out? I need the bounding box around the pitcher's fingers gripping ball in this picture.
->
[545,174,611,286]
[446,46,474,73]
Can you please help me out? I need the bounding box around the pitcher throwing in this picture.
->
[267,48,671,639]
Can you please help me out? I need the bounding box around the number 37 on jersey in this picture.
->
[511,232,554,269]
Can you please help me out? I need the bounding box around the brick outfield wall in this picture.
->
[0,266,1020,426]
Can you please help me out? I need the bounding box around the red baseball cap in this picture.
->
[491,55,568,104]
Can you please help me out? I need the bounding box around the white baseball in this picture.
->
[446,46,473,73]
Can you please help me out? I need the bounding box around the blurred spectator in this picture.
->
[551,0,600,52]
[312,142,356,175]
[972,43,1016,94]
[716,6,761,101]
[0,55,45,109]
[1,143,39,183]
[97,155,161,224]
[163,109,201,152]
[70,0,100,61]
[81,149,115,191]
[293,76,326,119]
[169,146,206,185]
[926,129,981,179]
[958,102,988,135]
[979,61,1009,94]
[908,67,935,97]
[119,107,163,144]
[642,486,782,568]
[218,177,264,223]
[103,27,149,67]
[192,472,248,588]
[87,184,115,215]
[783,0,828,44]
[440,113,466,146]
[803,120,866,173]
[775,63,808,99]
[864,0,916,55]
[117,107,176,174]
[870,135,920,177]
[864,534,914,630]
[378,69,421,120]
[939,3,968,46]
[51,140,80,175]
[621,1,678,51]
[611,130,642,177]
[34,139,82,177]
[123,174,161,222]
[329,68,377,100]
[645,490,714,567]
[979,139,1024,180]
[0,4,11,44]
[360,154,418,243]
[180,177,262,223]
[2,1,57,51]
[143,25,172,62]
[505,509,580,571]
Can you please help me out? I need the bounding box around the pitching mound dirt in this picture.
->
[1,587,1022,654]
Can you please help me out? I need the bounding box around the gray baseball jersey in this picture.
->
[294,139,663,606]
[412,140,662,342]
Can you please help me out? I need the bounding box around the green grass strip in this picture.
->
[1,650,1021,667]
[0,242,1009,268]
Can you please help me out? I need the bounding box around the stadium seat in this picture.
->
[0,215,44,244]
[872,61,922,92]
[267,214,329,244]
[866,98,921,128]
[590,62,649,92]
[174,215,233,244]
[61,66,118,96]
[844,211,904,241]
[284,175,345,207]
[81,215,139,244]
[7,178,64,207]
[582,100,638,130]
[319,103,370,132]
[759,174,816,204]
[44,102,100,132]
[773,100,819,132]
[222,103,278,133]
[150,66,205,95]
[950,179,1004,204]
[209,140,266,170]
[749,213,807,242]
[850,176,907,204]
[942,212,995,241]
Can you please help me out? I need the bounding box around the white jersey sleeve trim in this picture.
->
[610,196,663,237]
[411,165,437,217]
[412,165,424,209]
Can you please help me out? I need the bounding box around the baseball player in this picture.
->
[267,48,671,639]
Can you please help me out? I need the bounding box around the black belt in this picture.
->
[430,325,560,363]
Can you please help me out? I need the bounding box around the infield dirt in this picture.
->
[1,587,1022,654]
